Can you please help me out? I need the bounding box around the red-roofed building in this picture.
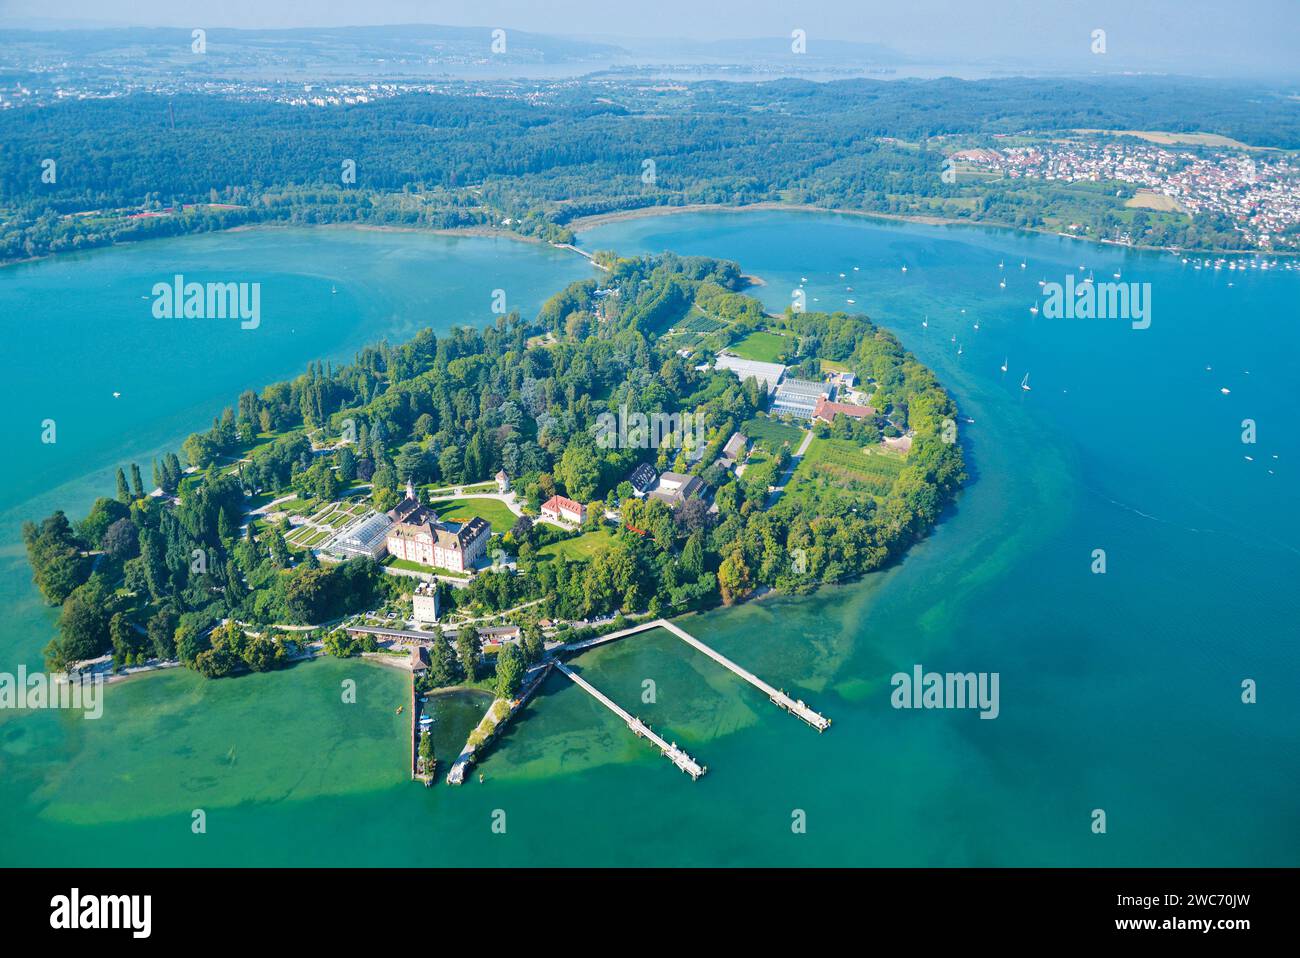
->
[541,495,586,525]
[813,397,877,424]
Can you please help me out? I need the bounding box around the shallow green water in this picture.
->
[1,214,1296,866]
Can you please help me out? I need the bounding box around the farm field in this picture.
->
[741,415,805,454]
[789,436,906,500]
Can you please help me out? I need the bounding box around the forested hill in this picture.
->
[1,75,1297,261]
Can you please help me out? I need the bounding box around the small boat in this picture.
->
[1038,277,1046,286]
[973,321,980,330]
[1000,357,1008,373]
[853,266,860,271]
[395,705,404,714]
[1245,456,1254,462]
[1020,261,1027,269]
[112,391,121,398]
[331,284,337,294]
[1112,269,1121,280]
[1021,373,1031,391]
[901,264,908,273]
[1220,387,1231,395]
[951,334,957,343]
[1083,272,1095,285]
[839,272,846,278]
[846,298,856,304]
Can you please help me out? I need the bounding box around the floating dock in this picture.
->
[554,661,706,780]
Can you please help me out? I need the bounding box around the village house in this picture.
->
[720,431,749,467]
[495,469,510,493]
[813,397,877,425]
[478,624,523,647]
[626,462,658,497]
[650,471,704,508]
[541,494,586,525]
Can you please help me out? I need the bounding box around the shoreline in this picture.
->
[7,202,1299,273]
[563,200,1299,258]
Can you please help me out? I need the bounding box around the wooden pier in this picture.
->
[554,662,706,780]
[559,618,831,732]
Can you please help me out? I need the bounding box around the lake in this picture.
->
[1,212,1296,866]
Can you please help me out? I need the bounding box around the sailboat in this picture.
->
[1029,303,1039,315]
[1038,276,1046,287]
[331,284,337,294]
[998,277,1006,289]
[1083,271,1095,285]
[1020,373,1031,391]
[1112,268,1121,280]
[998,260,1004,269]
[1020,260,1027,269]
[951,334,956,343]
[957,344,963,355]
[1000,357,1008,373]
[922,315,929,328]
[901,264,908,273]
[973,320,980,330]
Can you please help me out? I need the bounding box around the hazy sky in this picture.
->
[2,0,1297,75]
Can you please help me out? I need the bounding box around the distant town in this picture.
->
[958,139,1300,249]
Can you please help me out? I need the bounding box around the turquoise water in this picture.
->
[1,214,1296,866]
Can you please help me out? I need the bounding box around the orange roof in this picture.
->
[813,397,876,422]
[542,494,583,514]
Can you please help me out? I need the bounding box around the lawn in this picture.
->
[741,416,805,454]
[433,498,517,532]
[729,330,790,363]
[383,556,470,578]
[536,527,617,561]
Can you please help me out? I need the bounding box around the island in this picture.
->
[25,250,965,778]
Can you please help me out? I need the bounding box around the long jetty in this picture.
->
[560,618,830,732]
[554,662,706,780]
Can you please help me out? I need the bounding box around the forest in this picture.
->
[2,74,1296,261]
[25,251,964,682]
